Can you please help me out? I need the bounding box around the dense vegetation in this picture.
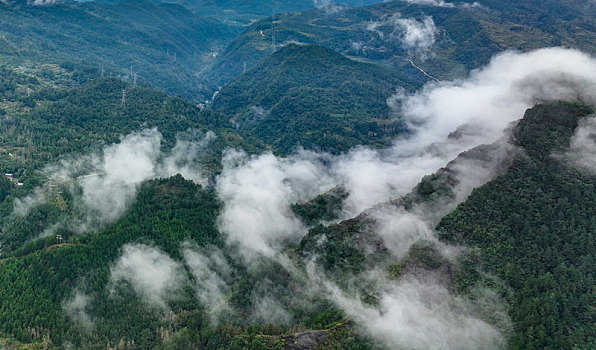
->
[0,65,269,255]
[296,102,596,349]
[0,75,262,176]
[164,0,384,24]
[0,62,379,348]
[205,0,596,85]
[0,72,593,350]
[0,0,240,100]
[0,174,379,349]
[213,44,415,153]
[0,1,594,349]
[438,102,595,349]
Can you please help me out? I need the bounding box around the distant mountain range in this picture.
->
[0,0,240,100]
[213,44,416,153]
[0,1,594,349]
[204,0,596,85]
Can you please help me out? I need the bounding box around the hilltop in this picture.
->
[205,0,596,85]
[213,44,416,153]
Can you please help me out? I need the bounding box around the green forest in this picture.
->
[0,0,595,349]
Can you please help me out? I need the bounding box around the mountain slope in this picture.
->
[0,175,376,349]
[0,100,593,349]
[0,177,221,347]
[438,102,595,349]
[0,76,268,255]
[212,44,416,153]
[173,0,385,24]
[205,0,596,85]
[0,77,255,178]
[296,101,595,349]
[0,0,240,100]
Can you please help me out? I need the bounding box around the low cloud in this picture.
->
[80,129,162,225]
[216,149,334,261]
[322,275,507,350]
[28,0,61,6]
[318,47,595,347]
[367,14,439,58]
[213,47,596,347]
[159,131,216,181]
[216,48,596,262]
[396,47,596,151]
[251,296,293,326]
[371,207,436,259]
[402,0,485,9]
[564,116,596,173]
[48,47,596,346]
[403,0,456,8]
[9,128,214,234]
[62,290,94,332]
[182,242,232,324]
[109,244,187,309]
[396,16,438,56]
[80,129,214,228]
[334,146,450,215]
[313,1,346,14]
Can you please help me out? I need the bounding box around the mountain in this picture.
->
[0,76,255,177]
[212,44,416,153]
[438,102,596,349]
[0,0,241,100]
[0,172,379,349]
[93,1,387,25]
[0,1,594,349]
[172,0,385,24]
[204,0,596,85]
[297,101,595,349]
[0,100,592,349]
[0,74,272,257]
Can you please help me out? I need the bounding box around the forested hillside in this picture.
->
[0,76,258,179]
[0,98,593,349]
[205,0,596,85]
[295,101,595,349]
[438,102,596,349]
[0,0,240,100]
[213,44,416,153]
[0,176,373,349]
[0,1,594,349]
[164,0,384,24]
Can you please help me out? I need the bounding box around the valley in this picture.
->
[0,1,594,349]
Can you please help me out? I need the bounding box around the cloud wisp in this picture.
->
[216,149,335,261]
[182,241,233,324]
[9,128,215,234]
[212,47,596,347]
[564,116,596,173]
[318,272,508,350]
[62,289,95,332]
[403,0,456,8]
[52,47,596,349]
[367,13,439,58]
[103,241,235,320]
[216,48,596,262]
[109,243,188,309]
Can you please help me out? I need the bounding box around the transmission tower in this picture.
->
[121,89,126,106]
[271,5,276,51]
